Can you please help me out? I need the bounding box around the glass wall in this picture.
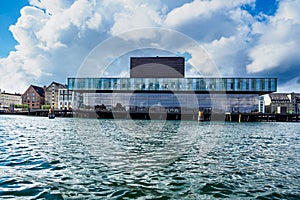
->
[68,78,277,93]
[68,77,272,113]
[83,93,259,113]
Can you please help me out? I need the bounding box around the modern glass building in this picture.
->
[67,57,277,117]
[67,77,277,113]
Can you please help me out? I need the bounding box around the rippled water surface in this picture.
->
[0,115,299,199]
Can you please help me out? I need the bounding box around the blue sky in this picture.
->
[0,0,299,93]
[244,0,279,16]
[0,0,28,57]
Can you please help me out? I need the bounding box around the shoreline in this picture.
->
[1,110,299,122]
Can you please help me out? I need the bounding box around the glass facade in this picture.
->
[67,77,276,113]
[83,93,258,113]
[68,78,277,94]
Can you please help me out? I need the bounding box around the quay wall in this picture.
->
[1,110,299,122]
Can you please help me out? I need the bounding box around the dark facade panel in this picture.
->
[130,57,184,78]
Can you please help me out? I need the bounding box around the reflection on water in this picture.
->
[0,115,299,199]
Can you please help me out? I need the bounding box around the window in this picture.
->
[237,78,242,91]
[149,83,153,90]
[199,79,206,90]
[187,79,192,90]
[251,79,256,90]
[220,79,226,90]
[246,79,249,90]
[121,79,128,89]
[268,79,272,90]
[210,79,216,90]
[261,79,265,90]
[155,83,159,90]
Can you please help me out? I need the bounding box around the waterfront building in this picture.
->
[265,93,293,114]
[67,57,277,118]
[290,93,300,114]
[45,82,66,109]
[22,85,45,110]
[265,93,300,114]
[58,88,73,110]
[0,90,22,112]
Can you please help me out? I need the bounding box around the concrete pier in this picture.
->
[1,110,299,122]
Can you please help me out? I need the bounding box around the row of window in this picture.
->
[59,101,72,106]
[23,97,40,103]
[59,90,72,95]
[23,100,40,103]
[68,78,277,92]
[59,95,72,101]
[0,97,21,105]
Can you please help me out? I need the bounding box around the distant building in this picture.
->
[22,85,45,109]
[58,88,73,110]
[0,90,22,111]
[45,82,66,109]
[264,93,300,114]
[258,96,265,113]
[290,93,300,114]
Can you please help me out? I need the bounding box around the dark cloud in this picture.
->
[175,12,237,43]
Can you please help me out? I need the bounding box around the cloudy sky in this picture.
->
[0,0,299,93]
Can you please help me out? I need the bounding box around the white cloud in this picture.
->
[0,0,107,93]
[164,0,255,27]
[190,6,255,76]
[87,13,102,30]
[110,1,163,41]
[29,0,70,14]
[1,0,170,93]
[247,0,300,73]
[247,42,295,73]
[1,0,300,93]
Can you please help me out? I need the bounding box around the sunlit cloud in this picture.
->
[0,0,299,93]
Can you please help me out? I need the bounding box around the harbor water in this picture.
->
[0,115,299,199]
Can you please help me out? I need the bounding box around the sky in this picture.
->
[0,0,299,93]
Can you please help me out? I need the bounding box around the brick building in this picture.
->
[22,85,45,109]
